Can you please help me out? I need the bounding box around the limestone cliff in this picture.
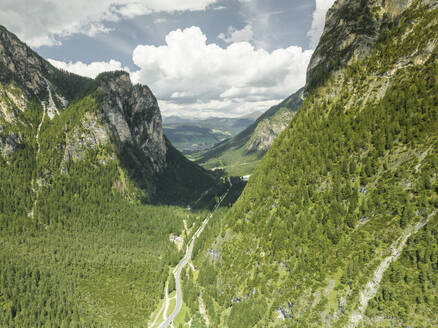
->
[0,25,215,205]
[246,88,303,153]
[96,72,166,173]
[306,0,438,92]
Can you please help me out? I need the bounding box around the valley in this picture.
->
[191,89,304,176]
[163,114,259,155]
[154,178,232,328]
[1,0,437,327]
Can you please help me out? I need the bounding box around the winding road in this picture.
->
[157,179,232,328]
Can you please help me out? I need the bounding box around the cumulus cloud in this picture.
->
[218,25,254,43]
[131,26,313,117]
[159,99,282,119]
[0,0,219,47]
[48,59,130,79]
[308,0,336,48]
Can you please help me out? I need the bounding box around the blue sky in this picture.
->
[1,0,335,118]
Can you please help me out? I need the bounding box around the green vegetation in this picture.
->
[0,200,203,327]
[0,90,211,326]
[163,114,258,154]
[153,139,217,206]
[193,89,303,176]
[2,1,437,327]
[0,85,209,326]
[164,124,231,154]
[0,26,220,326]
[190,3,438,327]
[365,218,438,327]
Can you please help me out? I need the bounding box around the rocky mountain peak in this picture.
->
[96,71,167,173]
[0,25,55,101]
[305,0,437,93]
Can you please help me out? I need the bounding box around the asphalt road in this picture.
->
[158,179,232,328]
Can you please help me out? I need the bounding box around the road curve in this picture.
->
[158,179,232,328]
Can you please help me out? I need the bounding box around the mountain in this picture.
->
[0,25,221,326]
[0,25,216,207]
[163,114,259,154]
[188,1,438,327]
[192,88,304,176]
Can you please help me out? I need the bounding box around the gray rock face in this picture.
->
[97,72,167,173]
[0,26,54,101]
[63,113,111,163]
[246,108,296,153]
[246,88,303,153]
[305,0,435,93]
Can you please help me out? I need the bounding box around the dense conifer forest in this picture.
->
[1,0,437,327]
[189,3,438,327]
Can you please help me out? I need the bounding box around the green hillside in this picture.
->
[189,2,438,327]
[0,25,218,327]
[192,89,303,176]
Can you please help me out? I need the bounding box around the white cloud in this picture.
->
[131,26,313,117]
[308,0,336,48]
[48,59,130,79]
[0,0,219,47]
[159,98,282,119]
[154,18,168,24]
[218,25,254,44]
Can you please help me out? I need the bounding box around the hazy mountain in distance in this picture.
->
[163,113,261,154]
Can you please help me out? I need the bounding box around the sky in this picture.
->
[1,0,336,118]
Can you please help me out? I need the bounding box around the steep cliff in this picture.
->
[0,24,221,327]
[306,0,438,91]
[0,25,216,214]
[190,1,438,327]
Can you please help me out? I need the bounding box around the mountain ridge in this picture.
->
[189,1,438,327]
[193,87,304,176]
[0,24,217,209]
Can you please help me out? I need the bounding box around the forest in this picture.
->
[188,3,438,327]
[0,81,210,326]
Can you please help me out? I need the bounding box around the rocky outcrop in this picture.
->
[0,25,55,101]
[63,112,111,163]
[97,71,167,173]
[62,72,167,174]
[246,88,303,153]
[246,109,295,153]
[305,0,437,93]
[0,132,20,157]
[0,24,216,205]
[0,25,93,118]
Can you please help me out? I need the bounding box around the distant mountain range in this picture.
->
[1,0,437,327]
[163,112,263,154]
[191,89,303,176]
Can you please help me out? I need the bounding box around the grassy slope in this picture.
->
[191,3,438,327]
[192,89,303,176]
